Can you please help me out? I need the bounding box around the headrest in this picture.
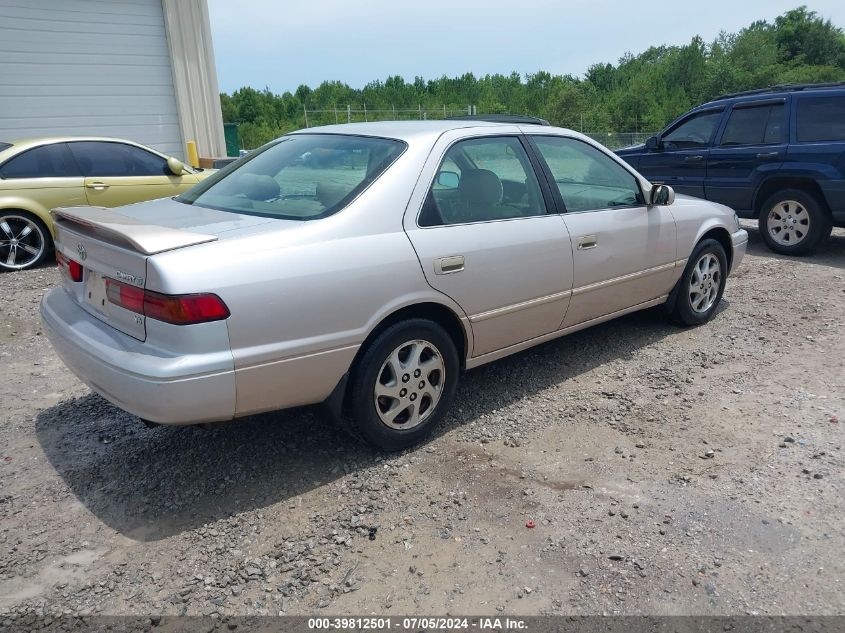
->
[458,169,503,207]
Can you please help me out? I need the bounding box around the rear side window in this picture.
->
[720,103,785,146]
[0,143,81,179]
[796,97,845,142]
[0,142,12,153]
[419,136,547,226]
[67,141,169,177]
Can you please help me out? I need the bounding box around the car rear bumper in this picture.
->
[731,228,748,273]
[40,288,236,425]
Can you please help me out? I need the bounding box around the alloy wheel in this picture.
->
[767,200,810,247]
[0,215,46,270]
[374,339,445,430]
[688,253,722,314]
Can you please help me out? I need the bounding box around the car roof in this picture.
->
[288,120,517,143]
[696,82,845,110]
[2,136,155,152]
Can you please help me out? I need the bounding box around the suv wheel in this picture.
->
[0,211,51,272]
[348,319,459,451]
[758,189,832,256]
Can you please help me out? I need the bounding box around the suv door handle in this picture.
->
[756,151,778,159]
[434,255,464,275]
[684,155,704,162]
[86,182,110,190]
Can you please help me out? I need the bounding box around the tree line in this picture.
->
[220,7,845,149]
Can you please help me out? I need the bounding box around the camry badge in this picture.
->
[76,243,87,261]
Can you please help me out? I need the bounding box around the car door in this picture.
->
[527,134,678,328]
[706,100,787,212]
[637,108,724,198]
[0,142,86,213]
[403,131,573,358]
[66,141,199,207]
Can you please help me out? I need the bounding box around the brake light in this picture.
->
[104,278,230,325]
[56,251,83,282]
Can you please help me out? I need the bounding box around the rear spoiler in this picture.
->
[51,206,217,255]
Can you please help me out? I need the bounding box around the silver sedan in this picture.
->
[41,120,748,450]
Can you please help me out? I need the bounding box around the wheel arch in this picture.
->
[0,199,56,238]
[697,226,733,272]
[326,300,471,420]
[753,177,831,219]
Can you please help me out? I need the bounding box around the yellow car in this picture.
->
[0,137,214,271]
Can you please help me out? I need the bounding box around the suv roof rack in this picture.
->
[712,81,845,102]
[447,114,551,126]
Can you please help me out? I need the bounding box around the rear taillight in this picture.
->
[105,278,230,325]
[56,251,83,282]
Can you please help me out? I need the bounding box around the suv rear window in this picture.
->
[796,96,845,142]
[720,103,785,146]
[179,134,406,220]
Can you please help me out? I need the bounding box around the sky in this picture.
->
[208,0,845,95]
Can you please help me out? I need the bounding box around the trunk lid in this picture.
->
[51,199,273,341]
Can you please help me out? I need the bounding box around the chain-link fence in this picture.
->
[582,132,653,149]
[303,106,473,127]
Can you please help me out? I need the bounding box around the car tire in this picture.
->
[758,189,832,256]
[0,210,52,272]
[670,238,728,327]
[348,319,459,451]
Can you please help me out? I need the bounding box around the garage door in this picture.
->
[0,0,184,159]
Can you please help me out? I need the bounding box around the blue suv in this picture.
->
[616,83,845,255]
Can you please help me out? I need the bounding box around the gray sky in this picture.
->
[208,1,845,94]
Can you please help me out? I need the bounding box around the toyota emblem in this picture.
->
[76,243,87,261]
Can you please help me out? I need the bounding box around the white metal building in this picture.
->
[0,0,226,160]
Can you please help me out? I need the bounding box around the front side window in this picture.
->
[796,96,845,142]
[720,103,785,146]
[0,143,80,179]
[67,142,169,177]
[531,136,644,213]
[179,134,405,220]
[662,110,723,150]
[419,136,546,226]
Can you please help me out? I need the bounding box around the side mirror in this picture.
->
[167,156,186,176]
[650,183,675,206]
[645,136,660,151]
[437,171,460,188]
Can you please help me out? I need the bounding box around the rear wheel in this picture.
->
[348,319,459,451]
[670,238,727,327]
[758,189,832,256]
[0,211,52,272]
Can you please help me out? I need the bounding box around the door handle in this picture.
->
[86,182,110,190]
[577,235,597,250]
[684,155,704,162]
[756,151,778,159]
[434,255,464,275]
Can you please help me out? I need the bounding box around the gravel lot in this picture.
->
[1,223,843,623]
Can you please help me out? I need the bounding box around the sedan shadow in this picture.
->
[35,306,702,541]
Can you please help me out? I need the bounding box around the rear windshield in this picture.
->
[178,134,406,220]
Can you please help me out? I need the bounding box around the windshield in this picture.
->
[178,134,406,220]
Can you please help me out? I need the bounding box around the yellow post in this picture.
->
[186,141,200,168]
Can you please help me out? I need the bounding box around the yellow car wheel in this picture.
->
[0,211,52,272]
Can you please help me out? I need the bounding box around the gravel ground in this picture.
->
[1,223,843,623]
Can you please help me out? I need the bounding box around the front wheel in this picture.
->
[758,189,832,256]
[348,319,459,451]
[670,238,728,327]
[0,211,52,272]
